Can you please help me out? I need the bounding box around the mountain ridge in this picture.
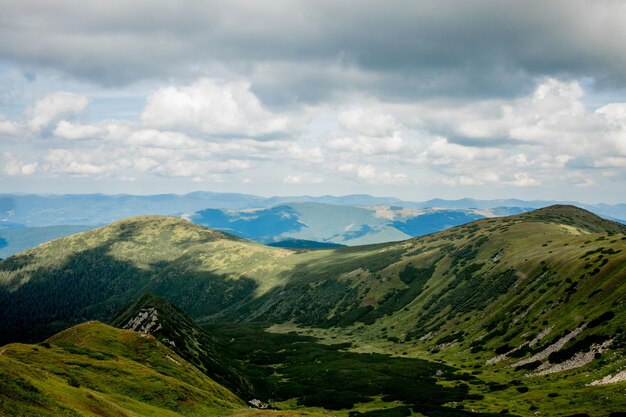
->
[1,204,626,415]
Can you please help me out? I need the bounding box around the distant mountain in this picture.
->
[2,192,625,227]
[190,202,504,245]
[0,225,92,258]
[2,191,625,256]
[0,192,266,226]
[266,238,345,249]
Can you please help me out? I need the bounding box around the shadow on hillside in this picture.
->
[0,242,260,345]
[0,236,421,345]
[0,239,519,416]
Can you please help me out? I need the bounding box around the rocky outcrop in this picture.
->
[123,307,162,334]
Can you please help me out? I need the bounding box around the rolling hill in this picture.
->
[1,205,626,415]
[1,321,241,417]
[0,320,327,417]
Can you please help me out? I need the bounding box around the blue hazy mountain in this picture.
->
[190,203,513,245]
[0,225,93,258]
[0,192,624,251]
[2,193,624,228]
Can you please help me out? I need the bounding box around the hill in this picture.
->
[109,293,520,417]
[0,321,244,417]
[0,320,326,417]
[110,293,256,400]
[1,205,626,415]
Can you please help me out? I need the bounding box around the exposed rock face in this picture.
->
[248,399,269,409]
[589,368,626,386]
[532,339,613,376]
[512,324,586,368]
[123,307,162,334]
[487,325,554,365]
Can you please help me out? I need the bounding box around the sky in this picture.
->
[1,0,626,203]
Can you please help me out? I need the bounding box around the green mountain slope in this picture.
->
[0,215,304,343]
[0,321,245,417]
[1,205,626,415]
[1,206,625,349]
[109,293,256,401]
[110,294,522,417]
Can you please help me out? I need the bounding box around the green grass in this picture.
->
[1,205,626,416]
[0,322,245,417]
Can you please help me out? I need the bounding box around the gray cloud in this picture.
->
[2,0,626,105]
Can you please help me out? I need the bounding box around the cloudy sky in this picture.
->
[1,0,626,202]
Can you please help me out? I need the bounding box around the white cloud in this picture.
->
[283,175,322,184]
[148,158,253,178]
[454,79,589,143]
[337,107,400,136]
[27,92,89,133]
[337,163,408,185]
[422,137,501,166]
[127,129,199,149]
[326,133,404,156]
[2,153,37,176]
[53,120,103,140]
[43,148,128,177]
[508,173,540,187]
[141,78,290,137]
[0,115,23,137]
[2,75,626,198]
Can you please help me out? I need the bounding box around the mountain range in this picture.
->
[1,205,625,415]
[2,191,626,257]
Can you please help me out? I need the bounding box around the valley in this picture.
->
[0,205,625,416]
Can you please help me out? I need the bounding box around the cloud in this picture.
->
[421,137,502,166]
[2,1,626,104]
[326,133,404,156]
[145,158,253,179]
[2,153,37,176]
[2,72,625,200]
[27,92,89,133]
[43,148,128,177]
[283,174,322,184]
[126,129,199,148]
[0,114,23,136]
[53,120,103,140]
[141,78,290,137]
[508,173,540,187]
[337,163,408,185]
[337,107,399,136]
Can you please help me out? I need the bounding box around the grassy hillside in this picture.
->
[0,320,327,417]
[0,215,312,343]
[0,321,245,417]
[109,294,519,417]
[1,205,626,415]
[110,293,255,400]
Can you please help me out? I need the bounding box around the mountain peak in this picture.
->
[518,204,626,234]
